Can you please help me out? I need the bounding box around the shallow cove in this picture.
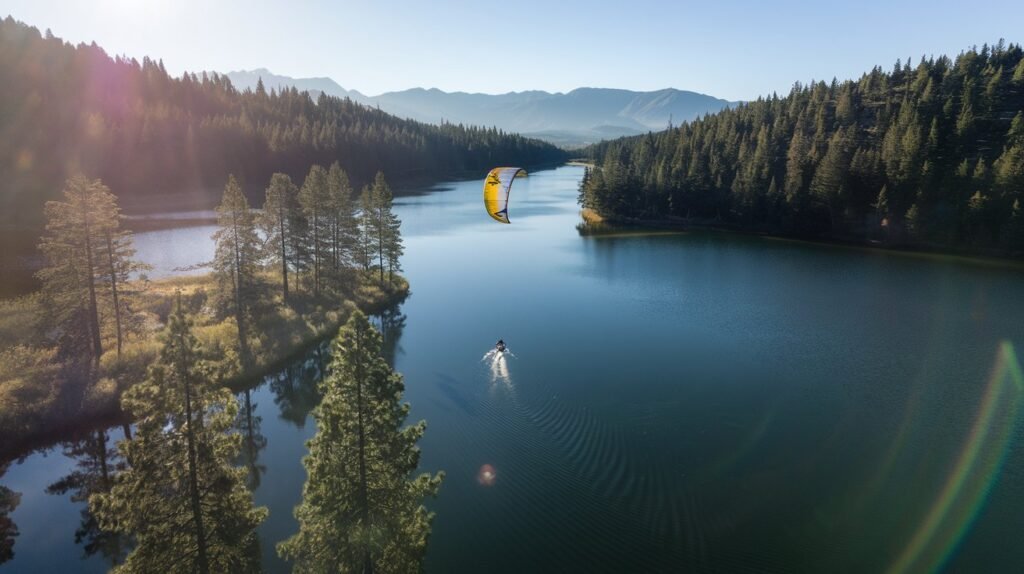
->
[4,164,1024,572]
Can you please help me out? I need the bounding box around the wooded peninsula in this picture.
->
[580,42,1024,256]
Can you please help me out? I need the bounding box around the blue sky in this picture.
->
[3,0,1022,100]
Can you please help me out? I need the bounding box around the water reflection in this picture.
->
[374,306,407,367]
[269,347,326,428]
[235,389,268,490]
[45,429,128,566]
[0,462,19,565]
[269,306,408,428]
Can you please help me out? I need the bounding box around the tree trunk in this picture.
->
[280,209,289,302]
[105,232,123,358]
[244,389,257,484]
[183,358,210,574]
[82,204,103,362]
[312,210,320,295]
[231,210,250,370]
[354,326,373,573]
[97,429,110,486]
[333,221,340,275]
[377,212,385,284]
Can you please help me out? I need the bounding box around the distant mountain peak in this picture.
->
[222,69,737,147]
[224,68,363,100]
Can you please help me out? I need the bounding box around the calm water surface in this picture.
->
[3,165,1024,573]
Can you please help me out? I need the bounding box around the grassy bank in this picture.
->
[0,271,408,459]
[576,213,1024,271]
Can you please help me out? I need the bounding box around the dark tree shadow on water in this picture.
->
[269,304,406,428]
[235,388,268,490]
[374,305,407,368]
[0,461,20,565]
[270,345,327,428]
[45,429,129,566]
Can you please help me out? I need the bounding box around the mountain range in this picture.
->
[225,68,738,147]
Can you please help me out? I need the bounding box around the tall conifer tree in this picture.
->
[357,186,377,272]
[278,311,442,573]
[259,173,299,302]
[212,175,262,369]
[326,162,358,280]
[90,299,267,574]
[299,165,331,295]
[37,176,144,361]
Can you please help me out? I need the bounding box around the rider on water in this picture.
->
[496,339,506,353]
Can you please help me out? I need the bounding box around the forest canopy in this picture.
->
[580,41,1024,254]
[0,17,567,228]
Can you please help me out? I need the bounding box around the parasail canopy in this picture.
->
[483,167,526,224]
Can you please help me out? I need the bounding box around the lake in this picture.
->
[3,164,1024,573]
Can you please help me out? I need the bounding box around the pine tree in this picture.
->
[99,225,149,358]
[37,177,148,360]
[37,176,125,361]
[577,167,592,207]
[90,299,267,574]
[212,175,262,370]
[299,165,332,295]
[357,186,377,272]
[810,127,853,229]
[1006,199,1024,250]
[258,173,299,302]
[278,311,442,573]
[1013,58,1024,84]
[370,172,400,283]
[326,162,358,281]
[876,185,891,217]
[289,201,312,295]
[384,208,404,285]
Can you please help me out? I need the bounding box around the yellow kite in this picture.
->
[482,167,526,224]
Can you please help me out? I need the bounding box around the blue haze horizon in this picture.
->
[3,0,1023,102]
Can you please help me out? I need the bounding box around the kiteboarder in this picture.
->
[496,339,506,353]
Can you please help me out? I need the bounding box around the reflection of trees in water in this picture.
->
[374,305,407,368]
[234,389,268,490]
[88,301,267,573]
[270,344,326,428]
[270,305,406,427]
[0,462,20,565]
[45,429,128,566]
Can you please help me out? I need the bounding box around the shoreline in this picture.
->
[0,162,572,301]
[578,214,1024,272]
[0,272,410,462]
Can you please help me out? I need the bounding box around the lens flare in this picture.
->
[478,464,497,486]
[887,341,1024,574]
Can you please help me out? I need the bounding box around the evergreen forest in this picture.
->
[580,42,1024,254]
[0,17,566,229]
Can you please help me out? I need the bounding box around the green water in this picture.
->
[4,165,1024,572]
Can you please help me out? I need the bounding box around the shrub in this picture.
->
[100,339,161,391]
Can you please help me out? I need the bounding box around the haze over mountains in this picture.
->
[226,68,738,147]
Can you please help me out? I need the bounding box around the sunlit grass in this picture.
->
[0,269,408,456]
